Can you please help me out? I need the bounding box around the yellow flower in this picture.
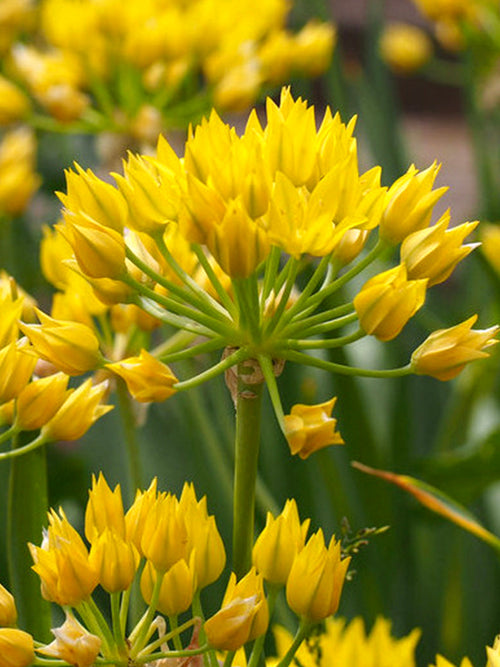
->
[204,567,269,651]
[0,76,30,124]
[411,315,499,380]
[380,162,447,245]
[141,492,188,573]
[0,297,24,349]
[0,128,40,216]
[290,20,336,77]
[40,379,113,442]
[30,518,98,607]
[57,211,127,280]
[125,478,158,557]
[380,23,433,74]
[486,635,500,667]
[84,473,126,542]
[0,340,37,404]
[106,349,178,403]
[430,656,474,667]
[19,309,103,376]
[252,499,310,585]
[286,530,350,622]
[354,264,428,341]
[0,629,34,667]
[140,556,197,616]
[89,529,139,593]
[179,482,226,589]
[14,372,69,431]
[0,584,17,627]
[37,612,101,667]
[284,397,344,459]
[401,212,479,286]
[272,616,421,667]
[58,163,128,232]
[481,223,500,275]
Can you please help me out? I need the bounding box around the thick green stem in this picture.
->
[232,363,264,579]
[115,377,144,500]
[7,436,52,641]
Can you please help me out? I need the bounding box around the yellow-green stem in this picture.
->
[232,363,264,579]
[7,435,51,641]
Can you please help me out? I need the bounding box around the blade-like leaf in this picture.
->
[352,460,500,553]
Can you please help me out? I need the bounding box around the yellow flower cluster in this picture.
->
[11,87,490,466]
[0,276,112,457]
[2,0,334,132]
[0,476,350,665]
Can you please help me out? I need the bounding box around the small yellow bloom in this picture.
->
[0,584,17,627]
[0,340,37,404]
[14,372,69,431]
[411,315,499,380]
[291,20,336,77]
[286,530,350,622]
[141,493,188,573]
[0,628,34,667]
[179,482,226,589]
[37,613,101,667]
[284,397,344,459]
[380,23,433,74]
[89,528,139,593]
[125,478,158,556]
[140,556,197,616]
[19,309,103,376]
[204,568,269,651]
[40,379,113,442]
[0,76,31,124]
[486,635,500,667]
[481,223,500,275]
[30,534,98,607]
[106,349,178,403]
[0,297,24,349]
[354,264,427,341]
[252,498,310,585]
[85,473,125,542]
[401,212,479,286]
[59,163,128,232]
[380,162,447,245]
[0,128,40,216]
[58,211,127,280]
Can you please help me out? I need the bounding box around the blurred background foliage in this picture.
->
[0,0,499,665]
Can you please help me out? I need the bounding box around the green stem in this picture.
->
[232,363,265,579]
[115,378,144,501]
[7,435,52,641]
[192,244,238,317]
[0,433,46,460]
[130,571,166,657]
[282,350,413,378]
[258,355,286,432]
[111,591,127,656]
[288,328,365,350]
[248,585,280,667]
[174,347,250,391]
[274,618,313,667]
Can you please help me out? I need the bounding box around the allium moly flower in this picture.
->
[204,568,269,651]
[85,472,126,542]
[379,22,433,74]
[252,498,310,585]
[354,264,427,341]
[106,349,178,402]
[0,628,35,667]
[272,616,421,667]
[411,315,499,380]
[286,530,350,622]
[0,584,17,627]
[37,613,101,667]
[40,378,113,442]
[19,308,103,376]
[284,398,344,459]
